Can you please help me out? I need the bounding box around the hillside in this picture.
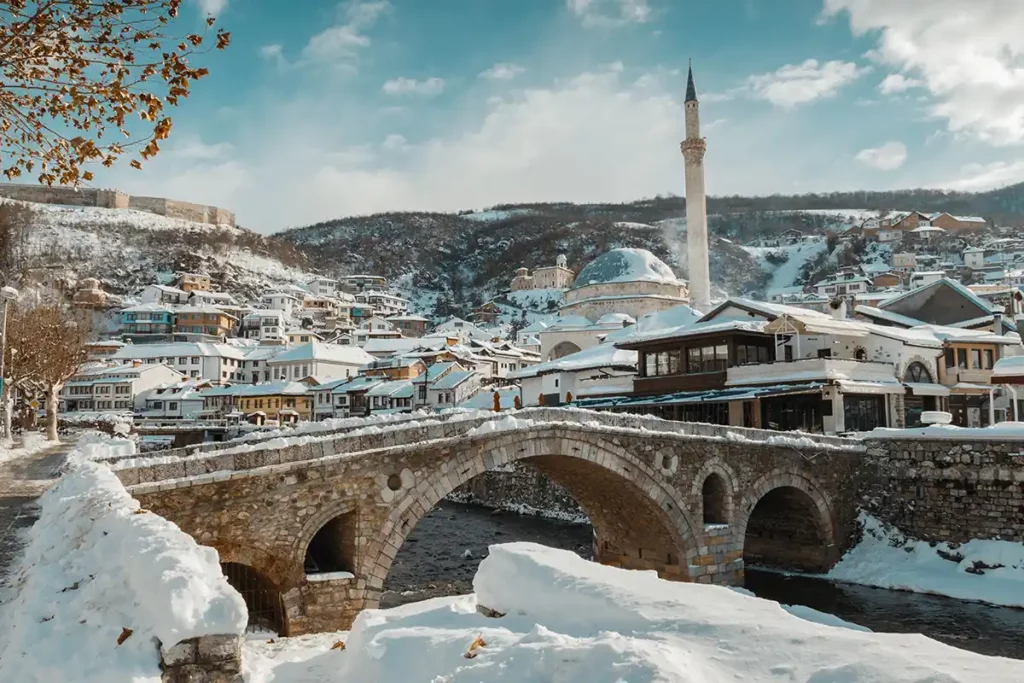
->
[275,182,1024,320]
[10,202,314,303]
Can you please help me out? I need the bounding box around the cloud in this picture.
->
[854,141,907,170]
[195,0,228,15]
[381,134,408,151]
[745,59,870,108]
[878,73,922,95]
[300,0,390,67]
[567,0,652,27]
[942,160,1024,191]
[259,44,286,68]
[479,63,525,81]
[382,77,445,96]
[823,0,1024,145]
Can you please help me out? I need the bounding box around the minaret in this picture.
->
[680,61,711,313]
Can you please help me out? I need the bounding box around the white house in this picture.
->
[242,346,283,384]
[241,310,286,344]
[260,292,301,318]
[509,342,637,407]
[110,342,246,382]
[189,290,236,307]
[60,362,185,413]
[421,362,481,410]
[306,276,340,298]
[466,339,540,379]
[266,340,374,382]
[813,271,871,297]
[909,271,946,289]
[355,291,409,318]
[963,247,986,270]
[139,283,189,305]
[136,379,211,420]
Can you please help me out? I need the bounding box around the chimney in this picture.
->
[994,310,1004,336]
[829,296,847,321]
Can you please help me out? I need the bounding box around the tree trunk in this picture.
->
[2,385,11,446]
[45,384,59,442]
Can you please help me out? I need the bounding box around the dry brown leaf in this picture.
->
[117,627,133,646]
[463,635,486,659]
[331,640,346,651]
[133,509,149,515]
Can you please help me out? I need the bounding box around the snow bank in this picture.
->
[868,422,1024,440]
[0,431,50,465]
[318,543,1015,683]
[467,415,535,436]
[827,513,1024,607]
[0,437,246,683]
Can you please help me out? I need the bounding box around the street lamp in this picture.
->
[0,285,19,441]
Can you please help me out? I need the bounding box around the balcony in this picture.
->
[727,358,898,388]
[945,367,993,385]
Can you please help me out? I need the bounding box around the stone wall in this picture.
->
[451,461,587,521]
[862,437,1024,542]
[0,182,234,226]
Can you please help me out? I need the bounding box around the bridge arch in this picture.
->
[736,472,839,573]
[689,459,738,527]
[358,432,700,604]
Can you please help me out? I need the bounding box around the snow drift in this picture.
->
[309,543,1017,682]
[0,436,246,683]
[827,513,1024,607]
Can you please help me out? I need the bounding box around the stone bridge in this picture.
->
[109,408,865,635]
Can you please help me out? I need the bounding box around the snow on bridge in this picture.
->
[108,407,867,635]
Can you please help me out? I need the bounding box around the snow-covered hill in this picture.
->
[16,202,315,303]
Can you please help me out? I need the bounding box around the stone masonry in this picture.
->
[111,408,864,635]
[861,436,1024,542]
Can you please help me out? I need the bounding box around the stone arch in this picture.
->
[293,503,359,577]
[736,472,839,573]
[689,459,738,529]
[213,543,291,589]
[547,341,582,361]
[359,432,700,602]
[220,561,284,635]
[701,474,729,525]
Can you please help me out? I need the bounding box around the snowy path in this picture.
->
[0,438,74,590]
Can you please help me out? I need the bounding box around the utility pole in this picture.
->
[0,284,20,443]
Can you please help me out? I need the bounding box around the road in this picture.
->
[0,439,74,592]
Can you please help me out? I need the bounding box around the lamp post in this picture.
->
[0,285,19,442]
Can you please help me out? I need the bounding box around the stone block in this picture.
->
[161,640,197,667]
[196,635,242,665]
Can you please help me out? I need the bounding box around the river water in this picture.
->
[382,501,1024,660]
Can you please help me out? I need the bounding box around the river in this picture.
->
[382,501,1024,660]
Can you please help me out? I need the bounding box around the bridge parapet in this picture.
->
[113,408,863,491]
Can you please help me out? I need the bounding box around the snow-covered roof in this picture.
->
[910,225,945,233]
[387,314,430,322]
[144,284,188,295]
[200,381,309,398]
[573,248,681,287]
[880,277,1001,315]
[366,379,414,398]
[595,312,636,326]
[242,346,283,362]
[430,370,476,390]
[174,305,238,318]
[120,303,174,314]
[854,305,926,328]
[112,342,245,360]
[992,356,1024,380]
[269,340,374,365]
[509,342,637,379]
[457,386,520,410]
[362,337,449,355]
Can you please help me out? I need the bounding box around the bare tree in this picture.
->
[0,0,230,185]
[5,299,90,440]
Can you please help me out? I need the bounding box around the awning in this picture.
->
[951,382,994,393]
[904,382,951,397]
[837,380,905,395]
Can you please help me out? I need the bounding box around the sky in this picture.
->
[98,0,1024,233]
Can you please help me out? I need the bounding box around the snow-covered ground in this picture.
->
[0,431,50,465]
[505,288,564,311]
[741,238,828,297]
[0,436,246,683]
[827,513,1024,607]
[246,543,1017,682]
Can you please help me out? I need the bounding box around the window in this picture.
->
[191,357,200,364]
[956,348,968,368]
[984,349,994,369]
[816,348,832,359]
[945,348,955,368]
[178,357,187,364]
[191,370,199,378]
[644,353,656,377]
[168,402,178,410]
[971,349,982,370]
[905,362,932,383]
[854,348,867,361]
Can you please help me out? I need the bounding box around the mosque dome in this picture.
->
[573,248,680,288]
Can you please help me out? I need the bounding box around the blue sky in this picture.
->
[104,0,1024,232]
